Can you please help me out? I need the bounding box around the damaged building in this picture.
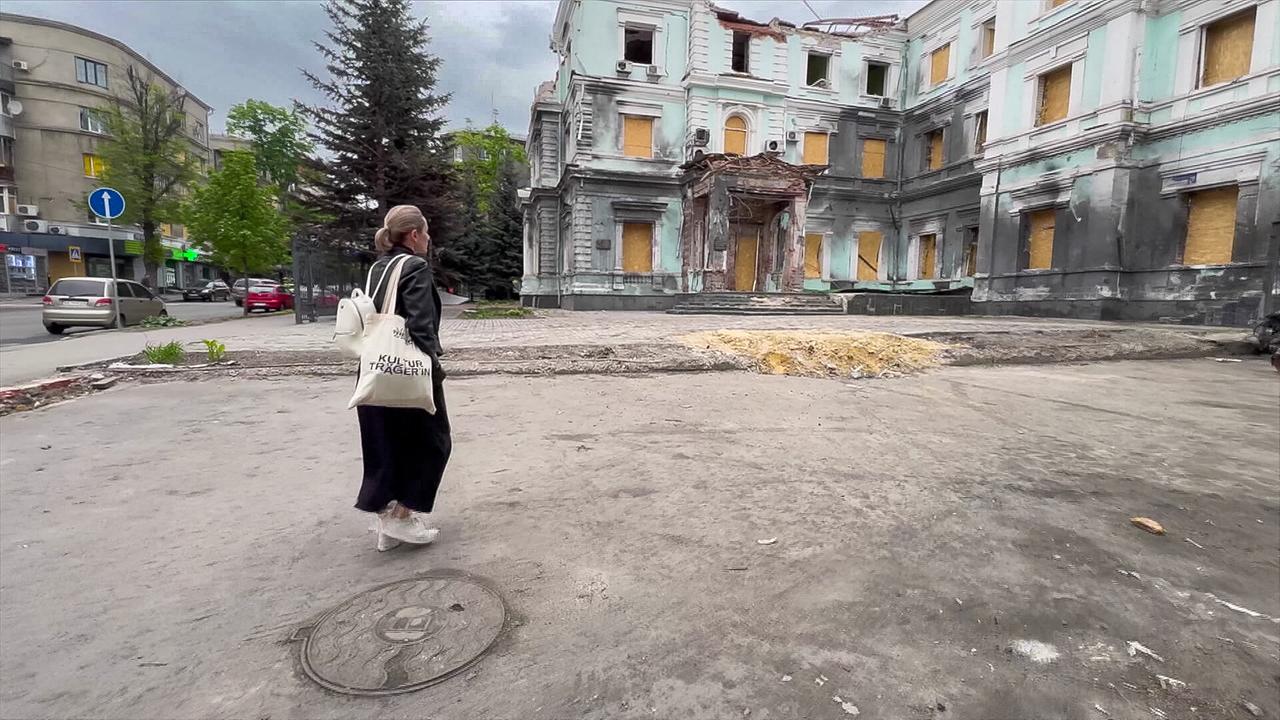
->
[521,0,1280,325]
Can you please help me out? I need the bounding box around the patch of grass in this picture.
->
[201,339,227,363]
[140,315,188,328]
[142,341,186,365]
[460,302,534,320]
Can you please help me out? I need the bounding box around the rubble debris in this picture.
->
[1117,569,1142,581]
[1130,517,1166,535]
[1156,675,1186,691]
[681,330,945,379]
[1009,640,1060,664]
[815,674,828,686]
[1184,537,1205,549]
[1126,641,1164,662]
[1207,594,1280,622]
[1094,705,1110,717]
[756,537,777,545]
[832,696,860,716]
[1241,700,1264,717]
[90,377,117,391]
[1149,707,1168,719]
[780,675,792,682]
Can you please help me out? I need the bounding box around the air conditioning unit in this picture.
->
[48,225,66,235]
[879,97,893,108]
[692,127,710,146]
[647,64,661,76]
[23,219,48,233]
[786,130,799,142]
[16,204,39,217]
[766,139,782,152]
[12,59,29,72]
[616,60,631,73]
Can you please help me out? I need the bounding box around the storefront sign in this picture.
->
[170,247,199,262]
[124,239,144,255]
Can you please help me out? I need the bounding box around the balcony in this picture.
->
[0,114,13,140]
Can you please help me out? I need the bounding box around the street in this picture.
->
[0,359,1275,720]
[0,300,273,348]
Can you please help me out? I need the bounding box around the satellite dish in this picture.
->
[7,100,22,116]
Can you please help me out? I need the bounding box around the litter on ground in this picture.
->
[1130,517,1166,535]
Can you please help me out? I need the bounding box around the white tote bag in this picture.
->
[333,256,406,359]
[348,255,437,414]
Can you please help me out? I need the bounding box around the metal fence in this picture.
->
[290,236,373,324]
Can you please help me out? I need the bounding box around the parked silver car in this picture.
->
[41,277,167,334]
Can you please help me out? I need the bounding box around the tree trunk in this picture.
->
[142,221,160,289]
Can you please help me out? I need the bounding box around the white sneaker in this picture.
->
[368,504,405,551]
[377,513,439,545]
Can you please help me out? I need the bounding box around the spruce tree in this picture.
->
[480,166,525,299]
[300,0,459,255]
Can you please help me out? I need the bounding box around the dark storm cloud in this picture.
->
[4,0,924,135]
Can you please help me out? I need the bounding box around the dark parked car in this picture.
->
[182,280,231,302]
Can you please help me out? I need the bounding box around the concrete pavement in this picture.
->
[0,360,1276,719]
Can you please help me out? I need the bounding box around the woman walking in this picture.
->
[357,205,451,551]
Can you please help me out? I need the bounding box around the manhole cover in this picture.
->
[298,576,505,696]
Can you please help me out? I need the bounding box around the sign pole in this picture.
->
[107,216,121,329]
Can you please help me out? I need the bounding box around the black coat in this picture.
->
[367,246,444,372]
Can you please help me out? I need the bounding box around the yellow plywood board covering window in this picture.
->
[160,223,173,237]
[862,139,886,178]
[918,234,937,279]
[724,116,747,155]
[1184,186,1237,265]
[930,44,951,85]
[803,132,828,165]
[735,231,758,290]
[1037,65,1072,126]
[1202,9,1255,87]
[622,116,653,159]
[1050,0,1069,7]
[982,23,995,58]
[622,222,654,272]
[83,153,104,178]
[928,131,944,170]
[857,231,882,281]
[804,233,823,279]
[1028,209,1055,269]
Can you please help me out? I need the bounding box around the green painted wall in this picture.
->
[829,234,853,281]
[1135,114,1280,159]
[1079,26,1107,112]
[1001,62,1026,136]
[1139,11,1180,102]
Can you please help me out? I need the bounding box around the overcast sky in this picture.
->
[6,0,926,135]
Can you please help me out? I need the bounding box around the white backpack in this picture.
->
[347,255,437,413]
[334,256,410,359]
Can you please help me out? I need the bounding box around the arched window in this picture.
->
[723,115,748,156]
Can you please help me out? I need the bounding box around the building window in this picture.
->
[918,234,938,279]
[1183,186,1238,265]
[929,43,951,86]
[1200,8,1255,87]
[0,137,13,167]
[0,186,16,214]
[75,57,109,89]
[924,129,944,171]
[1026,208,1056,269]
[804,233,823,279]
[865,62,888,96]
[621,222,654,272]
[0,91,12,117]
[963,227,979,276]
[624,26,654,64]
[802,131,829,165]
[857,231,882,281]
[194,121,206,141]
[981,19,996,59]
[974,111,988,154]
[1048,0,1070,8]
[160,223,173,237]
[1036,64,1072,126]
[731,31,750,73]
[622,115,654,158]
[83,153,106,178]
[723,115,748,155]
[79,107,107,134]
[806,53,831,87]
[861,138,887,178]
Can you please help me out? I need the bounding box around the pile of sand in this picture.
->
[681,330,948,378]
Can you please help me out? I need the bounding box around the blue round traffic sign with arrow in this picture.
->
[88,187,126,220]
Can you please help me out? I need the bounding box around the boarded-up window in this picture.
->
[1049,0,1070,8]
[724,115,747,155]
[731,31,750,73]
[918,234,937,279]
[974,111,988,154]
[621,222,654,272]
[930,43,951,86]
[83,153,105,178]
[622,115,653,158]
[862,138,887,178]
[1037,65,1072,126]
[1027,208,1056,269]
[1183,186,1238,265]
[925,129,944,171]
[865,62,888,96]
[1200,8,1255,87]
[804,233,823,279]
[857,231,882,281]
[981,20,996,59]
[803,132,829,165]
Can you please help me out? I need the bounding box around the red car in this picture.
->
[245,283,294,312]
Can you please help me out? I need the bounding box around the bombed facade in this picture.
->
[522,0,1280,324]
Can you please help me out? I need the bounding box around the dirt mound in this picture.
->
[681,330,948,378]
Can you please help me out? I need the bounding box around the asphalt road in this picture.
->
[0,300,255,348]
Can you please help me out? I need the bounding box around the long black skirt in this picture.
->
[355,378,451,513]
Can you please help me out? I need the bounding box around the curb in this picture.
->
[0,376,80,400]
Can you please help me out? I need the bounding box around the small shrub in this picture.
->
[140,315,188,328]
[142,341,186,365]
[201,339,227,363]
[460,303,533,320]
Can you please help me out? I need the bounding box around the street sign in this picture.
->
[68,246,82,262]
[88,187,125,220]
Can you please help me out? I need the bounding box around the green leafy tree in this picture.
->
[97,66,201,287]
[451,123,527,215]
[185,151,290,315]
[299,0,460,256]
[226,99,311,196]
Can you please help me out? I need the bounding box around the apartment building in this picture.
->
[0,13,219,295]
[522,0,1279,325]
